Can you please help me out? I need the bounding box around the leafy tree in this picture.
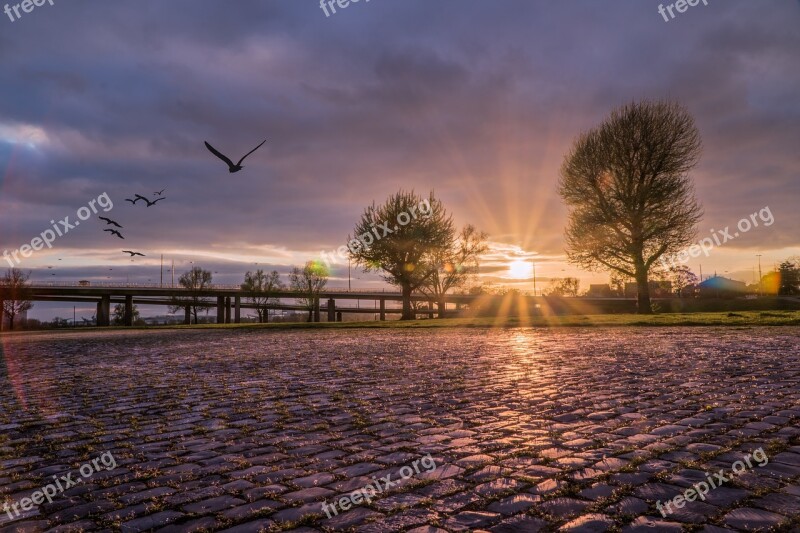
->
[545,277,580,297]
[559,100,703,313]
[349,190,455,320]
[242,269,284,323]
[418,224,488,317]
[169,267,212,324]
[669,265,698,297]
[289,261,328,322]
[1,268,34,330]
[112,303,140,325]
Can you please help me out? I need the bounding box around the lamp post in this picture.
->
[757,254,762,296]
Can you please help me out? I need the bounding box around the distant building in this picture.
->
[624,281,673,298]
[587,284,614,297]
[697,276,747,298]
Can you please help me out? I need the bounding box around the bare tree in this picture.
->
[669,265,698,297]
[545,277,580,297]
[113,303,140,325]
[289,262,328,322]
[349,190,455,320]
[242,269,283,322]
[559,100,703,313]
[1,268,34,330]
[169,267,212,324]
[418,224,488,318]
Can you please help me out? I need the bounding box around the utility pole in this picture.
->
[757,254,762,296]
[348,258,351,291]
[171,260,175,288]
[160,254,163,287]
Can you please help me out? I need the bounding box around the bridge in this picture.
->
[4,282,719,328]
[0,282,475,326]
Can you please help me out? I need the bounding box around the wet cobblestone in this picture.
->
[0,327,799,531]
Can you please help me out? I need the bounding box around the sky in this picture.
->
[0,0,798,320]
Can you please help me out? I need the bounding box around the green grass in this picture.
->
[4,310,800,336]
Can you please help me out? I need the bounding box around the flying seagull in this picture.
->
[98,216,123,228]
[122,250,145,257]
[204,140,266,173]
[155,188,166,196]
[133,194,166,207]
[125,197,141,205]
[104,229,124,239]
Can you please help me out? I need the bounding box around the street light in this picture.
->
[756,254,762,296]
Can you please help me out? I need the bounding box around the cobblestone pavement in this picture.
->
[1,327,799,532]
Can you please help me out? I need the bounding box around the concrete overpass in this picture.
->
[0,282,458,326]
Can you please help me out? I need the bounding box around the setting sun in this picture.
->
[508,259,532,279]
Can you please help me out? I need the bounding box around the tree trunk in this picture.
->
[437,298,446,319]
[8,313,14,331]
[635,265,652,314]
[307,309,313,322]
[401,283,414,320]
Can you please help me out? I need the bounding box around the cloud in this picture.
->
[0,0,797,297]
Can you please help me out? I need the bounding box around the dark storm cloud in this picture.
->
[0,0,797,275]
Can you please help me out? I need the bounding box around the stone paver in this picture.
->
[0,327,799,532]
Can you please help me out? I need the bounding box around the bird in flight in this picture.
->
[155,188,166,196]
[98,216,123,228]
[122,250,145,257]
[104,229,124,239]
[125,197,142,205]
[204,140,266,173]
[133,194,166,207]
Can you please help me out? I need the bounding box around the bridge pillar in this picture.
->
[124,295,133,326]
[0,299,4,331]
[234,296,241,324]
[379,299,386,321]
[216,296,225,324]
[313,298,321,323]
[225,297,231,324]
[97,295,111,326]
[184,306,191,325]
[327,298,335,322]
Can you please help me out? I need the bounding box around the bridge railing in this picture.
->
[21,281,400,294]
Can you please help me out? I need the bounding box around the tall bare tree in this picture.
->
[289,262,328,322]
[169,267,212,324]
[242,269,284,322]
[418,224,488,317]
[1,268,34,330]
[350,190,455,320]
[559,100,703,313]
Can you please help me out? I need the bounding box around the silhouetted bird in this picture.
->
[155,188,166,196]
[104,229,124,239]
[99,216,123,228]
[133,194,165,207]
[122,250,145,257]
[125,197,141,205]
[204,140,266,173]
